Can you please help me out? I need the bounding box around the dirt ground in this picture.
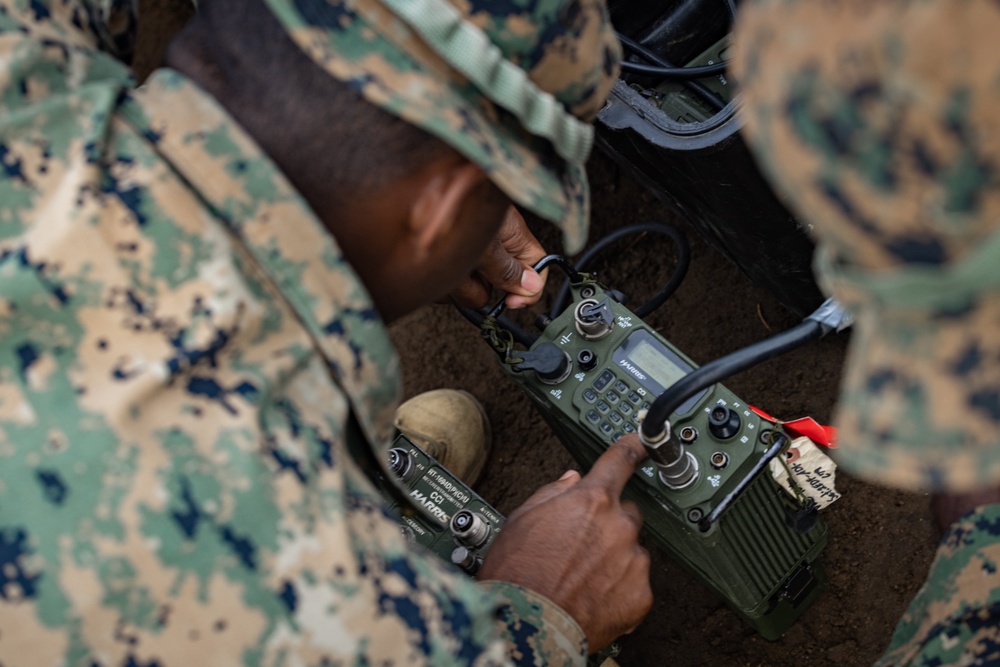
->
[135,7,940,665]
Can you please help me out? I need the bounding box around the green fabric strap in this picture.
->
[380,0,594,165]
[816,229,1000,310]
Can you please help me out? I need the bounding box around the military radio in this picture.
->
[383,432,504,573]
[475,254,835,640]
[381,435,624,665]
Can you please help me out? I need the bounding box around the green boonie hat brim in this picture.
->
[261,0,598,254]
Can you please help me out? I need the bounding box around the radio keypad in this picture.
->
[593,369,615,392]
[585,371,650,441]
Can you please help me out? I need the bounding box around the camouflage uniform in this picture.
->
[0,0,617,664]
[733,1,1000,664]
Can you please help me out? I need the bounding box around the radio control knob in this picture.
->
[577,348,598,371]
[451,546,482,575]
[574,298,615,340]
[708,405,741,441]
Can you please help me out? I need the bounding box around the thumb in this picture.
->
[476,238,543,298]
[475,207,547,307]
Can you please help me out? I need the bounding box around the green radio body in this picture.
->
[493,279,828,640]
[383,433,503,567]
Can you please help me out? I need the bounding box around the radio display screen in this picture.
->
[612,329,707,415]
[627,338,687,390]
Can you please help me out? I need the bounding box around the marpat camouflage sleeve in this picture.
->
[0,2,587,665]
[876,505,1000,666]
[2,0,138,59]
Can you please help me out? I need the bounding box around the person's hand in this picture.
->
[449,206,548,310]
[478,434,653,652]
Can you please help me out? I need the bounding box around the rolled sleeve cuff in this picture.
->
[876,504,1000,666]
[480,580,588,666]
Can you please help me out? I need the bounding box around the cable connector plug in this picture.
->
[638,417,699,490]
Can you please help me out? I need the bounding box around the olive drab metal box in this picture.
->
[489,278,828,639]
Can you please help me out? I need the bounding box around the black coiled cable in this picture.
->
[456,223,689,348]
[616,34,726,112]
[550,222,690,320]
[615,0,739,109]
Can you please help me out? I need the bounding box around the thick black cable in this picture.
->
[640,319,825,440]
[615,0,739,105]
[454,303,487,330]
[617,33,726,112]
[617,35,726,111]
[619,60,727,79]
[487,254,582,319]
[550,223,690,320]
[454,304,538,348]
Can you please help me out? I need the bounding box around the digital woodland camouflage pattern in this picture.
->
[876,505,1000,666]
[734,1,1000,663]
[0,0,598,664]
[733,0,1000,493]
[264,0,622,255]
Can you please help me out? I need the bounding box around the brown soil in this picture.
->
[134,10,939,666]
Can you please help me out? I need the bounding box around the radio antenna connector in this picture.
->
[639,417,699,490]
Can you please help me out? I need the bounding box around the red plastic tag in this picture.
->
[749,405,838,448]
